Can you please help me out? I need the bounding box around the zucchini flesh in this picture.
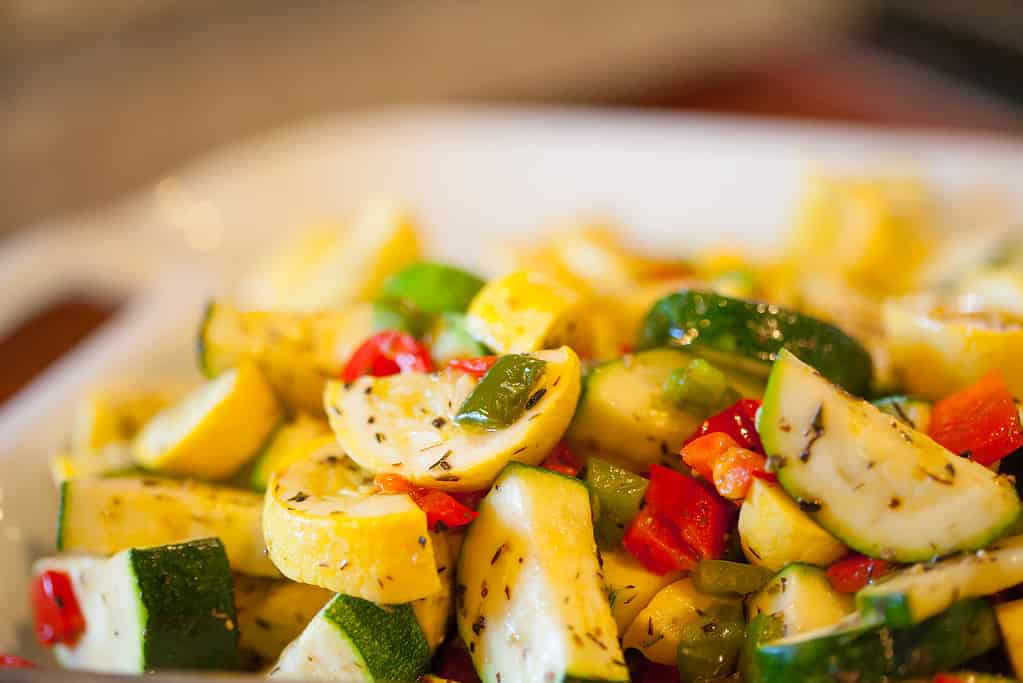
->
[746,563,853,637]
[759,350,1021,562]
[754,599,1000,683]
[457,463,628,683]
[858,534,1023,627]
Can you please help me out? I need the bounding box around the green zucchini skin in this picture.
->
[637,291,873,395]
[132,538,240,670]
[323,595,431,682]
[753,599,1000,683]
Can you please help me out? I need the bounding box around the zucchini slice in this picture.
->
[237,201,421,312]
[747,563,853,637]
[872,395,933,433]
[35,538,238,673]
[270,593,431,682]
[133,361,282,480]
[882,292,1023,399]
[737,479,847,572]
[465,270,596,355]
[996,598,1023,679]
[638,290,874,395]
[753,599,1000,683]
[50,443,138,486]
[600,548,681,634]
[858,533,1023,627]
[262,438,442,603]
[248,414,331,491]
[198,301,374,414]
[57,476,277,577]
[567,348,763,472]
[457,463,628,683]
[621,578,738,666]
[759,350,1021,562]
[324,347,581,491]
[233,576,333,669]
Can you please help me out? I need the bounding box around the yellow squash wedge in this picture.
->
[262,437,442,603]
[324,347,582,491]
[199,301,374,414]
[133,361,282,480]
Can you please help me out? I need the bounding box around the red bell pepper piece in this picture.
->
[432,637,482,683]
[631,657,681,683]
[826,554,891,593]
[31,570,85,647]
[541,442,582,478]
[446,356,499,378]
[680,433,767,500]
[685,399,764,453]
[929,371,1023,466]
[375,474,478,531]
[624,465,733,574]
[751,469,778,483]
[0,655,37,669]
[933,675,965,683]
[341,331,433,382]
[449,489,488,511]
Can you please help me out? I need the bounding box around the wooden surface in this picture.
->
[2,44,1020,405]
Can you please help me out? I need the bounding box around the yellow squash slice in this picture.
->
[199,301,374,414]
[262,437,442,603]
[133,361,282,480]
[324,347,582,491]
[883,292,1023,399]
[238,200,420,311]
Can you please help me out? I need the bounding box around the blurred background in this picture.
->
[2,0,1023,402]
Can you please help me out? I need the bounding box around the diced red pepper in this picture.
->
[449,489,488,511]
[341,331,433,382]
[680,433,767,500]
[623,507,697,575]
[375,474,478,531]
[0,655,37,669]
[933,675,964,683]
[446,356,499,378]
[929,371,1023,466]
[685,398,764,453]
[826,554,892,593]
[751,469,778,483]
[31,570,85,647]
[541,442,582,478]
[630,656,680,683]
[624,465,733,575]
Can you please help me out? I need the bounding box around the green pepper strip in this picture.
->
[454,355,546,430]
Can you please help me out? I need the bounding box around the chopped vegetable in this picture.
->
[428,313,491,366]
[587,458,649,548]
[540,441,582,477]
[684,398,764,453]
[374,474,478,531]
[929,370,1023,466]
[453,354,546,430]
[31,570,85,647]
[680,432,767,500]
[675,602,745,681]
[662,358,738,412]
[638,290,874,395]
[692,560,772,597]
[623,465,733,574]
[379,261,485,315]
[341,330,434,382]
[825,554,891,594]
[446,355,499,378]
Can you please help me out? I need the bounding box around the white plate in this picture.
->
[2,107,1022,674]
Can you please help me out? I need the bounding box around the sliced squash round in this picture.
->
[324,347,582,491]
[262,437,441,603]
[883,291,1023,399]
[133,361,282,480]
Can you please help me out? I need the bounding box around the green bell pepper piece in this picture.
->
[663,358,740,414]
[693,560,773,598]
[454,354,545,430]
[586,458,649,548]
[380,262,485,315]
[676,603,745,681]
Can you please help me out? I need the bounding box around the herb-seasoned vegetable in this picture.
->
[380,262,485,315]
[454,354,546,430]
[692,560,772,597]
[638,291,874,395]
[676,603,745,681]
[586,458,649,548]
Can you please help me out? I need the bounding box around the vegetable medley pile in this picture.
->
[10,179,1023,682]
